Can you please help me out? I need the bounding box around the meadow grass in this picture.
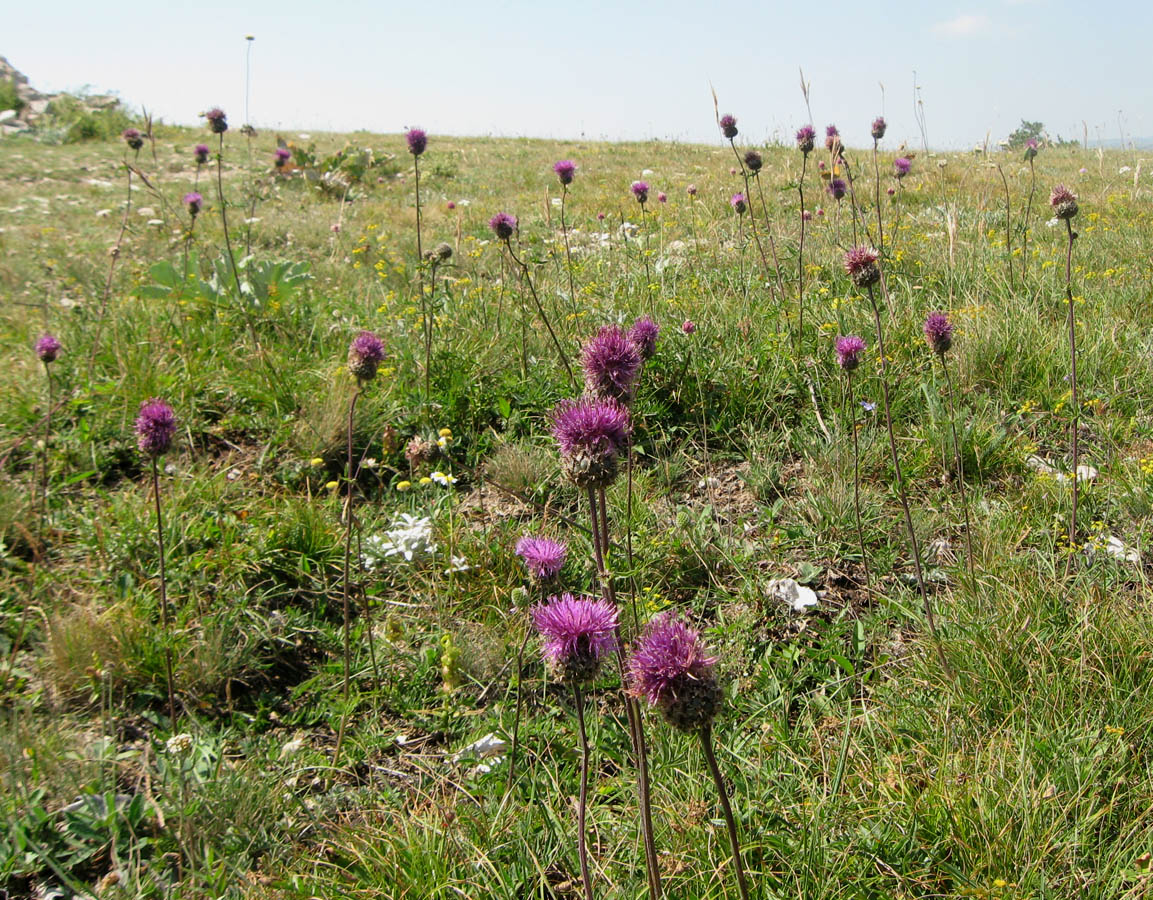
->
[1,124,1152,899]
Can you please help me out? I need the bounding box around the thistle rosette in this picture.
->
[532,593,618,685]
[627,613,722,733]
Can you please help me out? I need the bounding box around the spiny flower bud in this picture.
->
[844,246,880,288]
[1050,184,1078,220]
[347,330,386,381]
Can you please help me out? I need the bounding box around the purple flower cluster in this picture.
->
[627,613,722,732]
[532,593,618,685]
[629,316,660,361]
[871,117,887,141]
[827,178,847,201]
[183,192,202,216]
[730,193,747,215]
[743,150,762,173]
[796,125,816,154]
[348,330,386,381]
[122,128,144,151]
[194,143,211,164]
[516,536,568,583]
[631,181,649,204]
[489,212,517,241]
[894,157,911,179]
[406,127,427,156]
[135,398,177,458]
[581,325,642,402]
[844,246,880,288]
[554,159,576,185]
[825,124,840,151]
[550,397,631,488]
[835,335,866,372]
[923,312,953,356]
[35,333,61,364]
[1050,184,1078,220]
[719,114,738,139]
[274,147,292,166]
[205,108,228,134]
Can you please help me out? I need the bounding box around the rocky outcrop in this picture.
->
[0,55,120,135]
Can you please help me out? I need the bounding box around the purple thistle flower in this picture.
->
[532,593,618,685]
[894,157,912,179]
[581,325,642,402]
[835,335,866,372]
[489,212,517,241]
[35,333,61,364]
[554,159,576,185]
[719,114,738,139]
[1050,184,1078,220]
[597,212,606,221]
[730,193,747,215]
[801,209,813,221]
[871,116,887,141]
[923,312,953,356]
[657,191,667,203]
[274,147,292,166]
[627,613,722,733]
[844,246,881,288]
[827,178,847,201]
[348,330,386,381]
[682,320,696,335]
[743,150,763,173]
[204,108,228,134]
[550,397,631,488]
[135,398,177,458]
[629,316,660,361]
[631,181,649,204]
[183,192,203,217]
[515,535,568,583]
[1024,139,1039,162]
[406,127,427,156]
[825,124,840,151]
[887,187,896,196]
[122,128,144,150]
[796,125,816,154]
[687,184,698,196]
[194,143,211,164]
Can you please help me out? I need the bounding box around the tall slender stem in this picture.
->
[333,387,360,768]
[414,156,423,264]
[151,459,178,725]
[560,185,579,316]
[1022,157,1036,280]
[995,164,1015,291]
[845,375,870,590]
[797,152,808,347]
[872,141,886,259]
[37,365,52,553]
[941,359,975,582]
[573,685,595,900]
[87,165,132,382]
[505,619,533,793]
[865,284,950,676]
[728,140,780,305]
[638,203,652,303]
[1064,218,1079,577]
[700,724,751,900]
[503,239,577,390]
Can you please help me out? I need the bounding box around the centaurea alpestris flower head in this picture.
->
[628,316,659,361]
[730,193,747,215]
[135,398,177,458]
[844,246,880,288]
[122,128,144,151]
[348,330,386,381]
[894,157,911,179]
[515,535,568,584]
[1050,184,1079,220]
[489,212,517,241]
[627,612,722,733]
[581,325,642,402]
[204,108,227,134]
[406,127,427,156]
[553,159,576,185]
[743,150,762,173]
[35,333,61,364]
[796,125,816,154]
[550,397,631,488]
[871,116,887,141]
[631,181,649,204]
[183,192,202,217]
[923,312,953,356]
[835,335,866,372]
[532,593,618,685]
[719,114,738,139]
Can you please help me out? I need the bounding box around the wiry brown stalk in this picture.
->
[797,151,809,347]
[502,239,577,390]
[845,374,871,590]
[87,164,132,382]
[940,359,975,582]
[872,140,886,258]
[1063,217,1080,577]
[559,184,580,316]
[700,723,751,900]
[995,164,1015,291]
[1022,156,1036,279]
[151,459,178,725]
[333,386,360,769]
[573,684,595,900]
[505,618,534,794]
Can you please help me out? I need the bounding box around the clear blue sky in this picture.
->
[5,0,1151,148]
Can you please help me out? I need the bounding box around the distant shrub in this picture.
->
[0,78,24,114]
[42,93,136,143]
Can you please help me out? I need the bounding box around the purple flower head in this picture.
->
[816,207,825,217]
[489,212,517,241]
[827,178,847,201]
[597,212,606,221]
[553,159,576,185]
[744,150,763,173]
[446,200,456,210]
[122,128,144,150]
[348,329,386,381]
[681,319,696,335]
[1050,184,1078,220]
[887,187,896,196]
[628,316,660,361]
[801,209,813,221]
[515,535,568,583]
[194,143,211,164]
[274,147,292,166]
[687,184,698,196]
[406,127,427,156]
[730,192,747,215]
[631,181,649,204]
[871,116,887,141]
[657,191,667,203]
[844,245,880,288]
[825,124,840,151]
[719,114,738,139]
[204,108,227,134]
[1024,139,1039,161]
[894,157,912,178]
[796,125,816,154]
[550,397,631,488]
[627,613,722,732]
[835,335,866,372]
[35,333,61,364]
[923,312,953,356]
[532,593,618,685]
[183,191,203,216]
[135,398,177,458]
[581,325,643,402]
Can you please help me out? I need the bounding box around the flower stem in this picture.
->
[560,186,579,317]
[700,724,750,900]
[1022,157,1036,280]
[940,358,975,582]
[151,458,178,726]
[845,374,870,590]
[503,239,577,391]
[1064,218,1079,577]
[505,619,533,794]
[573,684,595,900]
[333,386,360,769]
[995,164,1015,292]
[797,152,808,349]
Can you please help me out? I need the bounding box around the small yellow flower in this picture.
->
[438,427,453,438]
[419,476,433,485]
[396,480,412,492]
[325,481,339,491]
[310,457,325,467]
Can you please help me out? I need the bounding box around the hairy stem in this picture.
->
[1064,218,1079,577]
[333,386,361,769]
[152,459,178,725]
[700,724,751,900]
[845,374,870,590]
[573,684,595,900]
[504,239,577,390]
[941,358,975,582]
